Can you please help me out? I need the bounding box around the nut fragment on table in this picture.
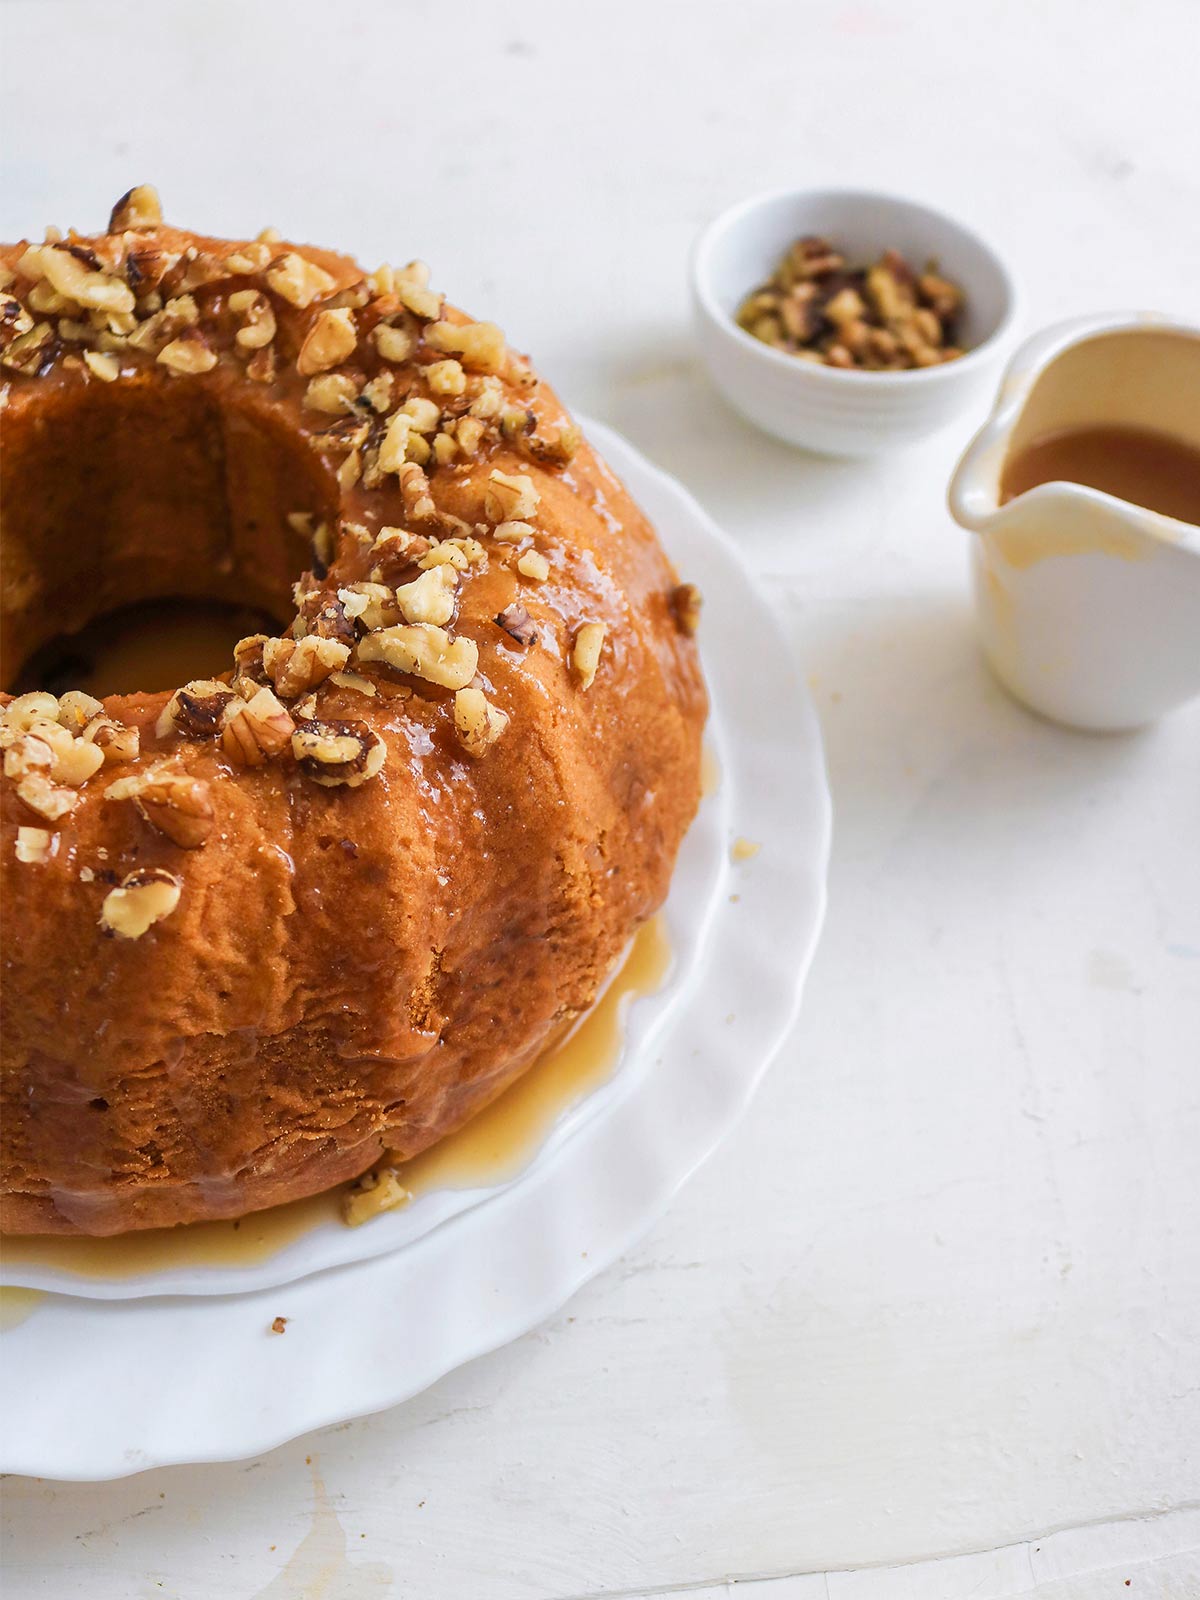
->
[736,236,965,371]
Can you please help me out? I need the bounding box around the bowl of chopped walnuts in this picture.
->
[691,187,1019,455]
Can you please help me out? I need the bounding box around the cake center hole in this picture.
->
[10,597,285,700]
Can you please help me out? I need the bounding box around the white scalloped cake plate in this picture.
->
[0,418,830,1480]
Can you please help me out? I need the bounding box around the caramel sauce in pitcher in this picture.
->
[1000,425,1200,525]
[1,917,671,1281]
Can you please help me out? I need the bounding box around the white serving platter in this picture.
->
[0,419,831,1479]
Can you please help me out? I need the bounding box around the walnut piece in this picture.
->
[100,868,182,940]
[83,350,121,382]
[156,679,236,740]
[2,692,60,732]
[265,253,337,309]
[517,550,549,582]
[228,288,277,351]
[374,322,415,364]
[109,185,163,232]
[105,768,215,849]
[669,582,703,637]
[424,318,506,373]
[342,1163,412,1227]
[221,687,295,767]
[14,826,58,865]
[83,716,140,764]
[484,470,540,523]
[296,308,357,376]
[571,621,606,690]
[157,331,217,375]
[425,358,466,396]
[263,635,351,699]
[394,565,457,626]
[495,604,538,647]
[13,772,79,822]
[291,719,386,788]
[357,624,478,690]
[453,687,509,757]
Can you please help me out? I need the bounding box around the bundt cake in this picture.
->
[0,187,706,1236]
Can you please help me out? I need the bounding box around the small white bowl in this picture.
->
[691,187,1020,456]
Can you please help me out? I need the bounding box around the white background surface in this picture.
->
[2,1,1199,1595]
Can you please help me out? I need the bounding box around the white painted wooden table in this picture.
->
[2,1,1199,1594]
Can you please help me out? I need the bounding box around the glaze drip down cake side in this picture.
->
[0,187,707,1236]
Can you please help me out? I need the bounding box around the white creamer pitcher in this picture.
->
[948,312,1200,731]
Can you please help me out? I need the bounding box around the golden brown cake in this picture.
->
[0,187,706,1236]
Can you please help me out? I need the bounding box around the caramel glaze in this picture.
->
[0,218,706,1234]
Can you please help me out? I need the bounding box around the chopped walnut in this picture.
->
[358,624,479,690]
[228,288,276,350]
[492,519,536,545]
[262,634,351,699]
[83,349,121,382]
[468,377,504,419]
[495,604,538,646]
[224,242,273,276]
[736,235,965,371]
[20,244,136,315]
[378,410,414,475]
[4,721,104,787]
[394,565,457,626]
[366,526,432,584]
[127,294,199,354]
[374,321,415,364]
[424,318,506,373]
[3,692,61,732]
[425,358,466,396]
[342,1163,411,1226]
[520,421,582,466]
[291,719,386,787]
[0,292,34,344]
[359,371,394,414]
[295,590,355,645]
[517,550,549,582]
[14,826,58,865]
[221,687,295,767]
[2,322,52,374]
[344,582,401,630]
[83,715,140,764]
[394,278,441,321]
[328,669,377,698]
[109,185,163,232]
[265,252,337,308]
[454,416,487,458]
[100,868,182,939]
[484,470,539,523]
[156,680,236,739]
[396,461,437,523]
[401,395,440,434]
[296,308,357,376]
[106,768,215,849]
[157,331,217,375]
[571,621,606,690]
[453,687,509,757]
[669,582,702,637]
[231,633,270,690]
[417,537,485,571]
[13,771,79,823]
